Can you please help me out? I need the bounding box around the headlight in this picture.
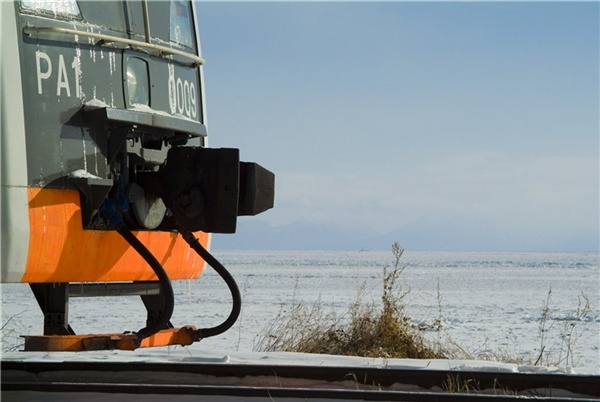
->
[126,57,150,107]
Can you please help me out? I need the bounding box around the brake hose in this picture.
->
[175,225,242,339]
[117,221,240,342]
[102,173,239,343]
[116,223,175,343]
[100,176,175,344]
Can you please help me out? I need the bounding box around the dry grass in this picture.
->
[1,307,29,352]
[255,244,592,368]
[455,288,593,368]
[255,243,445,359]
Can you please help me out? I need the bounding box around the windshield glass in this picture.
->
[169,0,194,49]
[74,0,197,53]
[21,0,81,18]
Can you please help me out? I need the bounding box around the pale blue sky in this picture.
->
[197,2,599,251]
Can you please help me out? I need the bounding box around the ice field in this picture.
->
[2,250,598,372]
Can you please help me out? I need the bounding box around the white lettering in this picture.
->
[183,80,190,117]
[176,78,184,114]
[71,56,80,98]
[35,51,52,95]
[56,55,71,97]
[171,77,198,118]
[168,76,177,114]
[189,82,197,118]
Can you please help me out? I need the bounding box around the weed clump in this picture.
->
[256,243,445,359]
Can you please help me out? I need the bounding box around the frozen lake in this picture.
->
[1,250,598,371]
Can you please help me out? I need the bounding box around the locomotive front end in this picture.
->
[0,0,274,351]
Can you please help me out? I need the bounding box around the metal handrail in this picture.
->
[141,0,151,44]
[23,25,205,66]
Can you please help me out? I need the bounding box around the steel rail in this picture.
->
[2,360,599,400]
[23,25,205,66]
[2,381,594,402]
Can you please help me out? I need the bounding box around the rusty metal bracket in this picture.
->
[22,326,199,352]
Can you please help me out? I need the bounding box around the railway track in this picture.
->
[2,360,599,401]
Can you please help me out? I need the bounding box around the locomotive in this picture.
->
[0,0,274,351]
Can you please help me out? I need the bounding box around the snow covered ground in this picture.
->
[1,250,598,373]
[0,347,580,374]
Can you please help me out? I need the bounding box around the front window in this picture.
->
[21,0,81,18]
[146,0,196,52]
[169,0,194,49]
[76,1,197,53]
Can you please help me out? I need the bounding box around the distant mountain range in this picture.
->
[211,219,599,252]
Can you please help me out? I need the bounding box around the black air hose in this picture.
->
[116,223,175,342]
[176,226,242,339]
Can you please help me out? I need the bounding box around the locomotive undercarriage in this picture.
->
[23,106,274,352]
